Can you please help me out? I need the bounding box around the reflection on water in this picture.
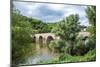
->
[22,43,56,65]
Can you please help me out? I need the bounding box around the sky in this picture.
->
[13,1,90,26]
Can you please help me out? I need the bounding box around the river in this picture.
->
[20,43,58,65]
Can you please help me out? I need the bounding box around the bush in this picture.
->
[72,39,86,55]
[49,39,68,53]
[85,37,96,51]
[72,35,96,56]
[12,25,33,64]
[12,13,33,64]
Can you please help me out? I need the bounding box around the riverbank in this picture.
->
[37,48,96,64]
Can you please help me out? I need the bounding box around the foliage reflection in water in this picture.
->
[21,43,57,65]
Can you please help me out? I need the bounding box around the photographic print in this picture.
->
[11,1,96,66]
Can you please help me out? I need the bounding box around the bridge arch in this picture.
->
[33,36,36,43]
[39,36,43,44]
[46,36,54,44]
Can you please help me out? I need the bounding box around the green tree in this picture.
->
[52,14,80,55]
[30,18,51,33]
[12,11,33,64]
[86,6,96,53]
[86,6,96,39]
[86,6,96,26]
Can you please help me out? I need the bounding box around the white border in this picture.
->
[0,0,10,67]
[24,0,96,5]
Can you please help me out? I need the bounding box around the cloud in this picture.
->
[13,1,89,26]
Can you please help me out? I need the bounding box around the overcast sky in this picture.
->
[13,1,89,26]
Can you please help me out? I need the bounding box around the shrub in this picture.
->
[49,39,68,53]
[85,37,96,51]
[72,39,86,55]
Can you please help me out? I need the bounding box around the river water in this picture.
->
[21,43,58,65]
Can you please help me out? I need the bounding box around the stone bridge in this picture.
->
[32,32,90,44]
[32,33,60,44]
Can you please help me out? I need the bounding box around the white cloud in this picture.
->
[13,1,89,26]
[27,10,33,15]
[47,4,66,11]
